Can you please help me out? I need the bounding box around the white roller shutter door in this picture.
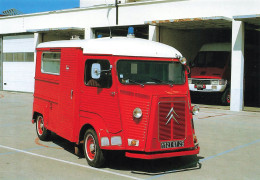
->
[3,34,35,92]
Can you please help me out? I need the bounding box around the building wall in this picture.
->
[0,0,260,35]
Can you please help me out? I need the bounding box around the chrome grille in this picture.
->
[192,79,211,85]
[159,101,186,141]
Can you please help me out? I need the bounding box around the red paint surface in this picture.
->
[33,46,199,159]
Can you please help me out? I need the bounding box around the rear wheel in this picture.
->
[221,89,230,105]
[36,115,51,141]
[83,129,106,167]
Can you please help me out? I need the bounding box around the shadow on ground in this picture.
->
[45,133,202,176]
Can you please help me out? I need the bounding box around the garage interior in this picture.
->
[237,15,260,107]
[146,16,260,108]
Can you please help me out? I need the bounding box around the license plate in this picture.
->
[161,140,184,149]
[196,84,204,90]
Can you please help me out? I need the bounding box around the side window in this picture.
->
[85,59,112,88]
[41,52,61,75]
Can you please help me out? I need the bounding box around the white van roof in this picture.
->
[37,37,182,58]
[200,43,231,52]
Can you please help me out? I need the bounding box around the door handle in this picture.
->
[111,92,117,96]
[71,90,73,99]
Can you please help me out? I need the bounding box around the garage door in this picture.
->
[3,34,35,92]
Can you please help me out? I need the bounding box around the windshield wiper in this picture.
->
[128,79,144,87]
[150,77,173,87]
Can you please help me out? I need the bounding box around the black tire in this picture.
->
[36,115,51,141]
[221,89,230,106]
[83,128,106,168]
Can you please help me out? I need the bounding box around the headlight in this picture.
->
[219,79,226,85]
[133,108,142,118]
[211,80,218,85]
[192,105,200,115]
[179,57,187,65]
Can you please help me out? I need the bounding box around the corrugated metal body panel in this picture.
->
[3,34,34,53]
[34,51,60,102]
[3,62,35,92]
[158,98,186,141]
[80,87,122,134]
[57,48,81,141]
[119,90,151,150]
[79,56,122,134]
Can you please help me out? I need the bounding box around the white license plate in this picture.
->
[161,140,184,149]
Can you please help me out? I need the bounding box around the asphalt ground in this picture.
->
[0,91,260,180]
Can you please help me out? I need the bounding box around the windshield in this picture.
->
[117,60,185,85]
[193,51,230,68]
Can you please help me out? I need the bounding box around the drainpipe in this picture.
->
[115,0,118,25]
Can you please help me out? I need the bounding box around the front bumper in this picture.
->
[125,146,200,160]
[189,84,226,92]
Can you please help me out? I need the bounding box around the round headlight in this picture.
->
[179,57,187,65]
[192,105,200,115]
[133,108,142,119]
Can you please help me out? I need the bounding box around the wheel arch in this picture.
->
[32,111,42,123]
[78,114,109,145]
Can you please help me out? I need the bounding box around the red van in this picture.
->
[188,43,231,105]
[32,35,200,167]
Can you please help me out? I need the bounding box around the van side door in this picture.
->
[80,57,122,133]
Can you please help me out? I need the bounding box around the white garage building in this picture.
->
[0,0,259,111]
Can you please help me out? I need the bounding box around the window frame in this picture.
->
[116,59,186,85]
[84,59,112,89]
[41,52,61,75]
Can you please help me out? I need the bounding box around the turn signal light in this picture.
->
[128,139,139,146]
[193,135,198,144]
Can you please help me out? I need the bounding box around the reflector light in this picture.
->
[101,137,110,146]
[111,136,122,146]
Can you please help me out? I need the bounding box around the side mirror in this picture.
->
[91,63,101,79]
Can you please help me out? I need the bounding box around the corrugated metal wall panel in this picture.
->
[2,34,35,92]
[3,34,34,53]
[0,37,2,91]
[3,62,35,92]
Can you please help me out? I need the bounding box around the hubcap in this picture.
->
[227,94,230,104]
[86,134,96,161]
[37,117,44,135]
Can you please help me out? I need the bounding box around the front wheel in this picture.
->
[36,115,51,141]
[221,89,230,106]
[83,129,106,167]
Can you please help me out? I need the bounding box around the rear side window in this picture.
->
[41,52,61,75]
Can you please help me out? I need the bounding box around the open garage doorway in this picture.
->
[146,17,233,106]
[244,27,260,107]
[234,14,260,108]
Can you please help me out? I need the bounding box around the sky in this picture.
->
[0,0,79,15]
